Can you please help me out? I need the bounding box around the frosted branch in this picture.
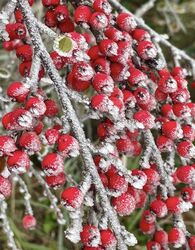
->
[135,0,157,17]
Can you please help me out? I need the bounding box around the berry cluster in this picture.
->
[0,0,195,249]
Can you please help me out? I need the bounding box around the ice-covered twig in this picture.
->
[0,200,19,250]
[135,0,157,17]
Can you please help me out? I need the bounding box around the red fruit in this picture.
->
[99,39,118,57]
[72,62,94,81]
[67,72,90,92]
[188,236,195,249]
[45,172,66,188]
[165,197,182,214]
[116,137,135,156]
[19,132,41,154]
[91,94,109,113]
[99,172,109,187]
[181,187,195,203]
[11,108,34,130]
[42,0,60,7]
[100,229,117,248]
[58,17,75,33]
[3,40,23,51]
[93,57,110,75]
[161,104,173,118]
[0,135,17,156]
[111,192,136,216]
[162,121,183,140]
[143,169,160,186]
[128,68,148,86]
[134,87,150,106]
[45,10,57,28]
[16,44,33,61]
[97,121,116,139]
[22,215,36,230]
[110,62,129,82]
[45,128,60,145]
[182,124,195,141]
[74,6,92,23]
[116,13,137,32]
[156,135,174,152]
[80,225,100,247]
[171,66,187,78]
[42,153,64,176]
[44,99,59,117]
[61,186,83,210]
[146,241,161,250]
[131,169,147,189]
[54,5,69,22]
[155,88,168,102]
[154,230,168,246]
[122,90,136,108]
[57,134,79,158]
[168,228,185,248]
[83,247,103,250]
[19,61,45,79]
[34,121,44,135]
[7,150,30,174]
[107,171,128,193]
[177,140,195,158]
[141,210,156,224]
[88,46,102,60]
[176,165,195,184]
[150,199,167,218]
[93,0,112,15]
[92,73,114,94]
[128,186,147,208]
[172,103,191,118]
[89,12,108,30]
[158,75,178,93]
[6,23,26,40]
[50,51,65,70]
[133,110,155,129]
[14,9,24,23]
[104,27,123,42]
[132,28,150,42]
[7,81,29,103]
[170,88,190,104]
[139,220,155,234]
[137,41,157,60]
[25,97,46,117]
[0,176,12,199]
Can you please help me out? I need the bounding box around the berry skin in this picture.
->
[162,121,183,140]
[128,186,147,208]
[0,176,12,199]
[50,51,65,70]
[25,97,46,118]
[0,135,17,156]
[7,81,29,103]
[74,6,92,24]
[83,247,103,250]
[177,140,195,158]
[154,230,168,246]
[19,132,42,154]
[67,72,90,92]
[131,169,147,189]
[91,94,110,113]
[34,121,44,135]
[176,165,195,184]
[72,62,94,81]
[93,0,112,15]
[6,23,26,40]
[99,39,118,57]
[107,171,128,194]
[16,44,33,61]
[165,197,182,214]
[61,186,83,210]
[137,41,157,60]
[42,0,60,7]
[80,225,101,247]
[181,187,195,203]
[156,135,174,152]
[42,153,64,176]
[111,192,136,216]
[104,27,123,42]
[110,62,129,82]
[100,229,117,248]
[45,172,66,188]
[45,10,57,28]
[45,128,60,145]
[57,134,79,158]
[128,68,148,86]
[188,236,195,249]
[116,13,137,32]
[89,12,108,30]
[7,150,30,174]
[149,199,168,218]
[170,88,190,104]
[134,87,150,106]
[116,137,135,156]
[44,99,59,117]
[58,17,75,33]
[168,228,185,248]
[182,124,195,141]
[158,75,178,94]
[146,241,161,250]
[133,110,155,129]
[19,61,45,79]
[93,57,110,75]
[22,215,36,230]
[132,28,150,42]
[54,5,69,22]
[172,103,191,118]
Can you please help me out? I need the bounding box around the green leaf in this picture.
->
[58,36,73,53]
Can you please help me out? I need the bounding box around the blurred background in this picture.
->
[0,0,195,249]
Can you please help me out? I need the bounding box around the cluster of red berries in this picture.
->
[0,0,195,249]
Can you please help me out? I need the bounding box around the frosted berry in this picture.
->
[181,187,195,203]
[16,44,33,61]
[22,215,36,230]
[116,13,137,32]
[156,135,174,152]
[42,153,64,176]
[6,23,26,40]
[154,230,168,246]
[25,97,46,117]
[0,135,17,156]
[168,228,185,248]
[19,132,42,154]
[44,99,59,117]
[100,229,117,248]
[45,128,60,145]
[133,110,155,129]
[177,140,195,158]
[0,176,12,199]
[93,0,112,15]
[72,62,94,81]
[7,81,29,103]
[42,0,60,7]
[57,134,79,158]
[162,121,183,140]
[61,186,83,210]
[74,6,92,24]
[89,12,108,30]
[7,150,30,174]
[54,5,69,22]
[176,165,195,184]
[80,225,101,247]
[149,199,168,218]
[99,39,118,57]
[137,41,157,60]
[45,172,66,188]
[146,241,161,250]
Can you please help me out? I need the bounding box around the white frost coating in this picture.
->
[180,201,193,213]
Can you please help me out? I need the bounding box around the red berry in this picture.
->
[100,229,117,248]
[150,199,168,218]
[45,172,66,188]
[107,171,128,194]
[176,165,195,184]
[50,51,65,70]
[74,6,92,24]
[93,57,110,75]
[132,28,150,42]
[133,110,155,129]
[188,236,195,249]
[22,215,36,230]
[104,27,123,42]
[177,140,195,158]
[93,0,112,15]
[42,153,64,176]
[58,17,75,33]
[45,10,57,28]
[0,176,12,199]
[111,192,136,216]
[137,41,157,60]
[25,97,46,117]
[89,12,108,30]
[146,241,161,250]
[7,81,29,103]
[99,39,118,57]
[45,128,60,145]
[42,0,60,7]
[80,225,100,247]
[158,75,178,93]
[154,230,168,246]
[116,137,135,156]
[182,124,195,141]
[7,150,30,174]
[61,186,83,210]
[44,99,59,117]
[6,23,26,40]
[162,121,183,140]
[57,134,79,158]
[165,196,182,214]
[116,13,137,32]
[54,5,69,22]
[19,132,41,154]
[181,187,195,203]
[156,135,174,152]
[128,68,148,86]
[92,72,114,94]
[168,228,185,248]
[16,44,33,61]
[14,9,24,23]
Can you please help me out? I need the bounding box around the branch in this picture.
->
[135,0,157,17]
